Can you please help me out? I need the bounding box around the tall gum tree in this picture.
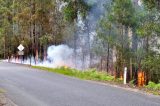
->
[109,0,136,79]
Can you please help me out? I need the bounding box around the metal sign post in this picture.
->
[18,51,24,56]
[17,44,25,63]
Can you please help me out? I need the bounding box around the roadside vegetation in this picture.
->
[145,82,160,95]
[32,66,116,82]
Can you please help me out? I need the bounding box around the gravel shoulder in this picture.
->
[0,93,17,106]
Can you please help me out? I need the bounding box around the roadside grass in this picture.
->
[145,81,160,95]
[32,66,115,82]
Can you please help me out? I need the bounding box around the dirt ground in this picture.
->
[0,94,17,106]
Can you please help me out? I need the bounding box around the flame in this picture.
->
[56,62,69,69]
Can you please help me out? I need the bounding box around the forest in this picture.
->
[0,0,160,85]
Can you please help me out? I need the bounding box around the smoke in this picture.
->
[47,45,74,67]
[9,45,74,68]
[66,0,109,69]
[138,0,142,6]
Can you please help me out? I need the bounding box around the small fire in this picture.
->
[57,62,69,69]
[64,65,69,69]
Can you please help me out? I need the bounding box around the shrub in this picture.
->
[129,80,135,86]
[146,81,160,91]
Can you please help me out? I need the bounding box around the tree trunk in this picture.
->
[4,35,6,59]
[106,26,111,73]
[130,58,133,80]
[107,43,110,73]
[43,46,47,61]
[86,20,91,68]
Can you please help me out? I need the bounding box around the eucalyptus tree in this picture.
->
[12,0,59,62]
[108,0,136,78]
[0,0,90,61]
[0,0,14,59]
[39,34,52,60]
[142,0,160,10]
[136,0,160,83]
[97,2,117,73]
[62,0,89,22]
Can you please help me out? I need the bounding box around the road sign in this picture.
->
[17,44,24,51]
[18,51,24,55]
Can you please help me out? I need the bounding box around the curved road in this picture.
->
[0,62,160,106]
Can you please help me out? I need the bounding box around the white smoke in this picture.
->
[138,0,142,6]
[47,45,74,67]
[9,45,75,68]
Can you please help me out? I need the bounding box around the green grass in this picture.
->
[145,81,160,95]
[146,81,160,91]
[32,66,115,82]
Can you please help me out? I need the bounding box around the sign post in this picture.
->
[124,67,127,85]
[17,44,25,63]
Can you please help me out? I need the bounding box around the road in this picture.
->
[0,62,160,106]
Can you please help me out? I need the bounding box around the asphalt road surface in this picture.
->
[0,62,160,106]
